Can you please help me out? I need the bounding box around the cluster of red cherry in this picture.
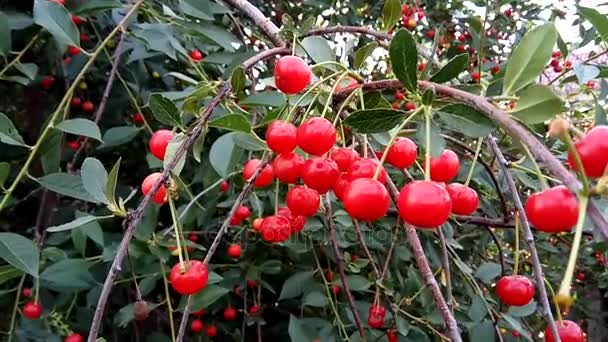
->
[401,4,424,30]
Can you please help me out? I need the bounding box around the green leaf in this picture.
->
[353,42,378,70]
[430,54,469,83]
[389,29,418,93]
[113,302,161,328]
[279,271,315,300]
[0,112,26,147]
[240,92,286,107]
[382,0,401,32]
[163,133,187,177]
[344,109,406,133]
[303,291,328,307]
[105,158,121,207]
[0,162,9,188]
[468,294,487,322]
[344,275,371,291]
[475,262,501,283]
[40,259,96,292]
[47,215,99,232]
[259,260,282,274]
[192,127,207,163]
[0,12,11,57]
[438,103,495,137]
[233,132,267,151]
[81,158,109,204]
[209,114,251,132]
[179,0,212,20]
[301,36,335,65]
[209,132,243,177]
[183,82,215,112]
[207,271,223,285]
[193,24,239,52]
[364,91,392,109]
[0,265,22,285]
[98,126,141,149]
[509,84,564,124]
[507,301,537,317]
[33,0,79,47]
[231,66,246,95]
[557,33,568,59]
[422,89,434,105]
[37,173,100,203]
[289,315,314,342]
[184,285,230,311]
[148,93,181,127]
[416,120,445,157]
[15,63,39,80]
[469,321,495,342]
[502,314,532,341]
[56,119,103,142]
[578,7,608,44]
[0,233,39,277]
[503,23,557,95]
[73,0,122,14]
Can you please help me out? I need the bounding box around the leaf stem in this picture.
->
[6,275,25,342]
[168,194,185,269]
[557,195,589,297]
[160,262,177,342]
[0,33,40,78]
[320,72,349,119]
[424,106,431,181]
[464,137,483,187]
[513,214,520,275]
[521,144,549,190]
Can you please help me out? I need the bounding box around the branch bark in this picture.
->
[221,0,285,47]
[487,135,561,342]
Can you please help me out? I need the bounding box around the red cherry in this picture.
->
[398,181,452,228]
[404,101,416,111]
[23,301,43,319]
[22,288,32,298]
[301,157,340,194]
[286,186,320,217]
[387,329,398,342]
[446,183,479,215]
[41,76,55,89]
[169,260,209,295]
[66,141,81,151]
[392,102,400,109]
[249,304,260,314]
[149,129,173,160]
[266,120,297,153]
[332,173,350,201]
[425,30,435,39]
[235,205,251,221]
[568,126,608,178]
[550,59,560,67]
[206,325,218,337]
[72,15,84,25]
[190,50,203,62]
[458,35,466,42]
[325,271,335,281]
[277,207,306,233]
[332,285,341,295]
[386,137,417,169]
[189,233,199,243]
[576,273,586,282]
[141,172,167,205]
[50,0,65,5]
[223,307,237,321]
[504,8,512,17]
[71,97,82,108]
[552,51,562,58]
[496,275,534,306]
[395,91,405,101]
[343,178,390,222]
[273,152,304,184]
[554,65,563,73]
[457,44,466,53]
[260,215,291,242]
[274,56,311,95]
[331,148,360,172]
[82,101,94,113]
[524,185,579,233]
[133,113,144,124]
[65,333,83,342]
[418,62,426,72]
[347,159,387,184]
[491,65,501,75]
[247,279,258,288]
[586,80,598,89]
[228,244,241,258]
[80,32,89,44]
[367,305,386,329]
[545,320,585,342]
[191,319,204,333]
[243,159,275,187]
[564,60,573,69]
[428,149,460,182]
[220,181,229,193]
[471,71,481,82]
[68,45,81,56]
[252,218,263,232]
[296,117,336,156]
[193,308,205,317]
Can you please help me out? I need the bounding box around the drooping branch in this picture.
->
[487,135,561,342]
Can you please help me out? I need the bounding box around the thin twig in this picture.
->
[325,196,367,341]
[487,135,561,342]
[353,220,380,277]
[437,227,454,313]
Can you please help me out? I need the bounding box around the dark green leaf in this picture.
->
[578,7,608,44]
[0,162,9,188]
[0,112,26,147]
[557,33,568,59]
[596,102,606,126]
[73,0,121,14]
[105,158,121,207]
[40,259,96,292]
[15,63,38,80]
[231,66,246,95]
[502,314,532,341]
[0,233,39,277]
[416,120,445,157]
[0,265,22,285]
[303,291,328,307]
[288,315,314,342]
[429,54,469,83]
[259,260,282,274]
[233,132,267,151]
[56,119,103,142]
[469,321,495,342]
[209,114,251,132]
[438,103,495,137]
[33,0,79,46]
[507,301,537,317]
[344,275,371,291]
[98,126,141,149]
[279,271,315,300]
[81,158,109,204]
[240,92,286,107]
[47,215,99,232]
[422,89,434,105]
[468,294,487,322]
[344,109,406,133]
[510,85,564,124]
[37,173,100,203]
[395,316,410,335]
[148,94,181,127]
[353,42,378,70]
[179,0,212,20]
[475,262,501,283]
[389,29,418,93]
[364,91,391,109]
[113,302,160,328]
[183,285,230,311]
[503,23,557,95]
[183,82,215,112]
[209,132,243,177]
[0,12,11,57]
[193,24,239,52]
[382,0,401,32]
[301,37,335,64]
[163,133,187,176]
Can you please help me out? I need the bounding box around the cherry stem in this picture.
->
[521,144,549,190]
[333,89,359,126]
[543,278,563,324]
[557,195,589,297]
[274,179,279,214]
[424,106,431,182]
[562,131,590,194]
[513,213,520,276]
[285,71,342,121]
[320,72,350,119]
[373,108,422,180]
[159,262,177,341]
[168,193,186,269]
[362,134,368,158]
[464,137,483,187]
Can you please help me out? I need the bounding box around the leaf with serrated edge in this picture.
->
[510,84,564,124]
[382,0,401,32]
[105,158,121,209]
[430,54,469,83]
[33,0,79,46]
[47,215,99,232]
[81,158,109,204]
[209,114,251,132]
[354,42,378,70]
[163,134,187,177]
[56,119,103,142]
[0,233,39,277]
[344,109,406,133]
[389,29,418,93]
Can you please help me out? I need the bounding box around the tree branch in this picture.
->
[437,227,454,313]
[353,220,380,277]
[487,135,561,342]
[221,0,285,47]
